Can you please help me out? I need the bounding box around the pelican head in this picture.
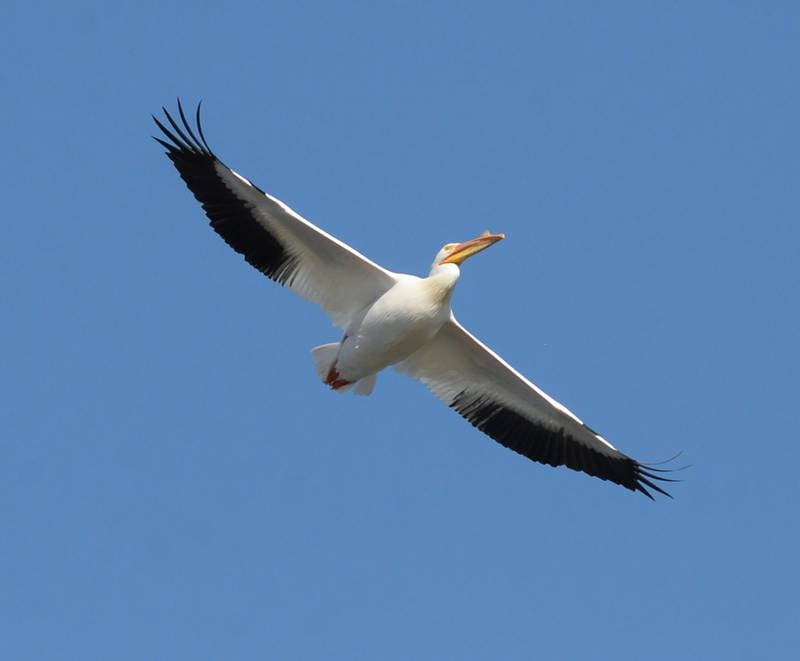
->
[434,230,505,267]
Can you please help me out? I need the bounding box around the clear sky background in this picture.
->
[2,2,799,659]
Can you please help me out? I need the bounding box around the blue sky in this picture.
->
[2,1,799,659]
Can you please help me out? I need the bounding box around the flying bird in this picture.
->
[153,101,674,499]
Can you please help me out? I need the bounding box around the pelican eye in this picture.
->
[444,243,456,251]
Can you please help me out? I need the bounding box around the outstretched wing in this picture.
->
[154,101,397,328]
[397,317,673,498]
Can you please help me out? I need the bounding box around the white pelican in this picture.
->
[154,101,674,499]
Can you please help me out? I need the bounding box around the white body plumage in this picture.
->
[337,265,460,382]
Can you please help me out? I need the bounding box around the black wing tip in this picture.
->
[153,100,300,287]
[635,477,672,500]
[152,98,215,158]
[633,456,686,500]
[152,135,176,152]
[449,390,682,500]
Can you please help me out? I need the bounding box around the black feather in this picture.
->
[153,100,300,286]
[449,390,673,498]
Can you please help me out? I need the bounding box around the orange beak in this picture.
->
[440,230,505,265]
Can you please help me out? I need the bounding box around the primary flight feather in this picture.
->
[154,100,674,499]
